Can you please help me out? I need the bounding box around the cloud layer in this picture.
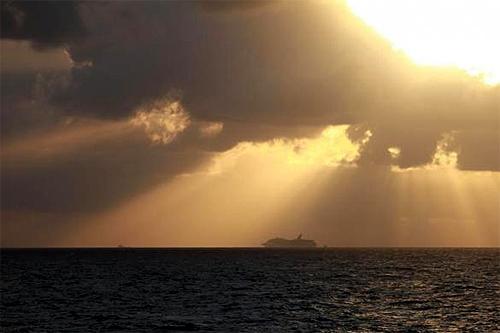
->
[1,1,498,246]
[3,1,498,170]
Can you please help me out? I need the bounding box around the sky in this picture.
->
[1,0,499,247]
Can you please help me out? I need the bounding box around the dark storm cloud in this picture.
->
[1,0,499,191]
[46,0,382,121]
[354,72,500,170]
[1,1,82,137]
[1,133,208,214]
[41,1,497,169]
[0,71,72,141]
[0,0,85,49]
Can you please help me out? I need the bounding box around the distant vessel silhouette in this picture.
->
[262,234,317,248]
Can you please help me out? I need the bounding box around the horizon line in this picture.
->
[1,246,499,250]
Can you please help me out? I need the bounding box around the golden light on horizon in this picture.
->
[346,0,500,85]
[208,125,370,174]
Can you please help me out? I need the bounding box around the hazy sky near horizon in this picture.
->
[1,0,499,247]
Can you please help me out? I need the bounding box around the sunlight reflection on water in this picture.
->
[1,248,499,332]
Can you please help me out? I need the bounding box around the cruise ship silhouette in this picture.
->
[262,234,317,248]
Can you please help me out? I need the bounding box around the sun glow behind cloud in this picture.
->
[198,121,224,138]
[131,97,190,144]
[346,0,500,85]
[209,125,371,174]
[431,132,458,169]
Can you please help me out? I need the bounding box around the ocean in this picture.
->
[1,248,499,332]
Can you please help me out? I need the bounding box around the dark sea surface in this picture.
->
[1,248,499,332]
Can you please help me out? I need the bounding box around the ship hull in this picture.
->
[263,245,317,248]
[262,238,317,248]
